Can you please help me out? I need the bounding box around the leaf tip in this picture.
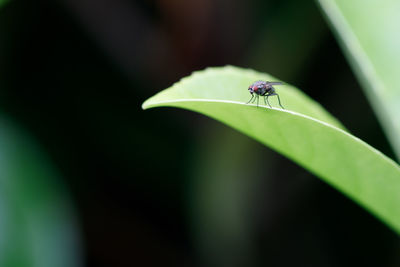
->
[141,98,153,110]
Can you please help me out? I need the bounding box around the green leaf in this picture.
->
[0,118,82,267]
[0,0,9,8]
[143,66,400,234]
[317,0,400,160]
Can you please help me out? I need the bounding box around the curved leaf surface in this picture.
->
[143,66,400,234]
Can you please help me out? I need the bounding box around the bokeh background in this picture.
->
[0,0,399,266]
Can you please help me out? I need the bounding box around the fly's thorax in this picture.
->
[257,86,268,95]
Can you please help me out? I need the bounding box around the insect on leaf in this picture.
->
[143,65,400,235]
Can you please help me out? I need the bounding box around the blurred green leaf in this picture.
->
[0,118,82,267]
[143,66,400,234]
[0,0,9,8]
[317,0,400,160]
[188,125,264,266]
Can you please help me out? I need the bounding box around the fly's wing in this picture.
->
[266,82,283,85]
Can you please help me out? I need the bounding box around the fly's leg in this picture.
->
[268,93,284,109]
[276,94,284,109]
[246,94,254,104]
[264,96,272,108]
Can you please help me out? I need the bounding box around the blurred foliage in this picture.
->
[1,0,399,266]
[318,0,400,161]
[0,118,81,267]
[0,0,8,8]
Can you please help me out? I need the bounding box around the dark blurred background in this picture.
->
[0,0,399,266]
